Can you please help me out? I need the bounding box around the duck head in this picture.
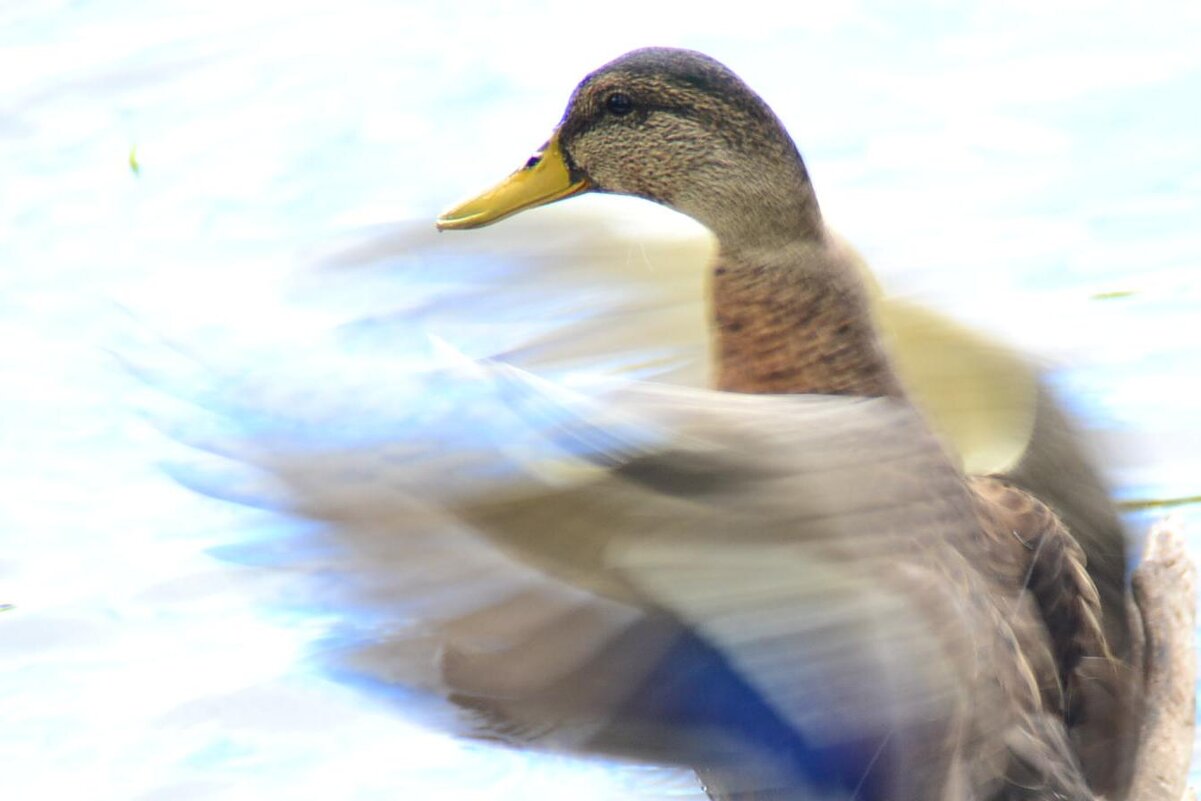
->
[437,48,823,251]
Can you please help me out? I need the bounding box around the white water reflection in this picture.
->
[3,1,1200,798]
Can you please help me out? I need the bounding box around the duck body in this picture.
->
[704,226,1128,800]
[434,47,1140,800]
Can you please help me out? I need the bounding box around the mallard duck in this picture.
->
[154,45,1172,801]
[436,46,1132,659]
[436,47,1136,799]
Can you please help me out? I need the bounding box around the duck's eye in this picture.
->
[605,92,634,116]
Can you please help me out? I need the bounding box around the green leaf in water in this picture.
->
[129,145,140,176]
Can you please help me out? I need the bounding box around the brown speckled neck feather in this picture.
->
[711,259,904,397]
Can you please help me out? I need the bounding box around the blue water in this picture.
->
[3,2,1200,798]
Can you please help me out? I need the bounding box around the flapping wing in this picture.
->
[133,319,1049,798]
[119,212,1106,798]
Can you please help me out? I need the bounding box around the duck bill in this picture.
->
[436,133,590,230]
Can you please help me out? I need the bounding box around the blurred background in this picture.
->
[2,1,1199,798]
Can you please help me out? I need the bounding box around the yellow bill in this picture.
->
[436,133,590,230]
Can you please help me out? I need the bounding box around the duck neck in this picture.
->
[710,238,905,398]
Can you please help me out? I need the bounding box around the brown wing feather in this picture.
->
[970,475,1136,797]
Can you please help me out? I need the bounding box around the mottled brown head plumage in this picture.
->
[556,48,823,249]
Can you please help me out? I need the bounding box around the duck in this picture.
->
[431,47,1138,799]
[435,47,1132,665]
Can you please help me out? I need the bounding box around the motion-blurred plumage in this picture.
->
[147,47,1153,800]
[435,47,1135,798]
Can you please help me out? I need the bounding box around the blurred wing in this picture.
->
[873,296,1037,475]
[132,317,1026,798]
[120,211,1108,798]
[301,205,714,385]
[449,377,1023,799]
[292,207,1088,482]
[328,213,1123,633]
